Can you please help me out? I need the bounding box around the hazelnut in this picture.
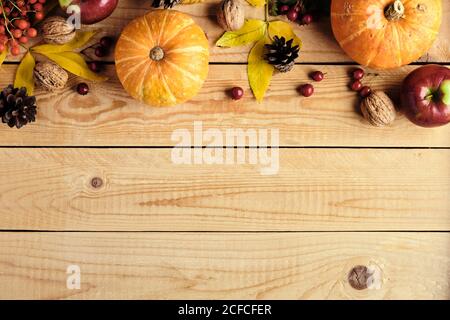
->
[34,61,69,92]
[360,91,397,126]
[217,0,245,31]
[41,16,76,45]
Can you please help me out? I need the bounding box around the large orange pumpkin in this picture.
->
[331,0,442,69]
[115,10,209,107]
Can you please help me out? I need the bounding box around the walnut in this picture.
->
[41,16,76,45]
[34,61,69,92]
[360,91,397,126]
[217,0,245,31]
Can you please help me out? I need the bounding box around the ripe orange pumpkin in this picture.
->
[115,10,209,107]
[331,0,442,69]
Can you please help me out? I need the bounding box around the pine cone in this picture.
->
[265,36,300,73]
[152,0,181,8]
[0,85,37,129]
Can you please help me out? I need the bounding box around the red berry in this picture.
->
[27,28,38,38]
[353,68,365,80]
[279,5,289,13]
[95,46,107,57]
[35,12,44,21]
[10,46,20,56]
[230,87,244,100]
[77,83,89,95]
[12,29,22,38]
[14,19,28,30]
[88,61,101,72]
[301,14,313,25]
[99,36,114,49]
[19,36,28,44]
[33,3,43,11]
[287,9,298,21]
[351,80,363,91]
[299,84,314,97]
[360,86,372,98]
[311,71,324,82]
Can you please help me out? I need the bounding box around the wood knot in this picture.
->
[90,177,103,189]
[348,265,371,290]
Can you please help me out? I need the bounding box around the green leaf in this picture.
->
[268,20,302,48]
[59,0,72,7]
[246,0,265,6]
[14,52,35,95]
[41,51,107,82]
[0,48,7,67]
[248,37,274,102]
[32,31,97,54]
[216,19,267,47]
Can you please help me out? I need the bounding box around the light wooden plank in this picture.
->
[0,148,448,231]
[0,64,449,147]
[6,0,449,63]
[0,232,448,299]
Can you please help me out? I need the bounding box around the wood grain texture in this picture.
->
[0,232,448,299]
[0,64,449,147]
[6,0,449,63]
[0,1,448,301]
[0,148,448,231]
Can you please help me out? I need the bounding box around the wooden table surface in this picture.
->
[0,0,449,299]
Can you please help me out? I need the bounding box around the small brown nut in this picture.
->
[34,61,69,92]
[41,16,76,45]
[360,91,396,126]
[217,0,245,31]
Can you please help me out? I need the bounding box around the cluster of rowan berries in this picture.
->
[0,0,46,56]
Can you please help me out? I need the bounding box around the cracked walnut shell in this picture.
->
[217,0,245,31]
[34,61,69,92]
[360,91,397,126]
[41,16,76,45]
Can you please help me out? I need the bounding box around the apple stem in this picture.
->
[425,93,435,101]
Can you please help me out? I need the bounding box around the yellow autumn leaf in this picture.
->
[248,37,274,102]
[31,31,97,54]
[268,21,302,48]
[14,52,35,95]
[216,19,267,47]
[246,0,265,6]
[41,51,107,81]
[0,48,7,67]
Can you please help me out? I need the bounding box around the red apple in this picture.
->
[401,64,450,128]
[60,0,118,25]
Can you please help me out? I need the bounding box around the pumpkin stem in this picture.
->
[150,46,164,61]
[385,0,405,20]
